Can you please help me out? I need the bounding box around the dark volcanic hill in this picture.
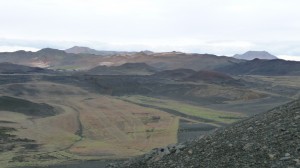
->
[151,69,197,80]
[184,70,237,83]
[114,99,300,168]
[152,69,242,85]
[234,51,278,60]
[87,63,157,75]
[0,62,52,74]
[217,58,300,75]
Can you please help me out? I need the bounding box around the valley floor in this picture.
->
[0,74,299,167]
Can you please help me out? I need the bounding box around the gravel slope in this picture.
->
[112,99,300,168]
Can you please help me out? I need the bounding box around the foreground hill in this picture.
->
[217,58,300,75]
[115,99,300,168]
[234,51,278,60]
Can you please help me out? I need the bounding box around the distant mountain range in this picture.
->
[65,46,139,56]
[234,51,278,60]
[0,47,299,76]
[65,46,154,56]
[0,47,243,71]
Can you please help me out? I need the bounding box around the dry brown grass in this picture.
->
[0,81,178,166]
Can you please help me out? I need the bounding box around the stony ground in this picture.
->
[110,99,300,168]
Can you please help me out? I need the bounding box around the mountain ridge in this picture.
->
[65,46,139,56]
[0,47,244,71]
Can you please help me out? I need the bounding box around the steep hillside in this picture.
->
[217,58,300,75]
[115,99,300,168]
[234,51,278,60]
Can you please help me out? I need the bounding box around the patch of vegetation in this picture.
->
[122,96,246,124]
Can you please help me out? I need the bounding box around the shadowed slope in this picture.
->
[0,62,53,74]
[0,96,59,117]
[87,63,157,75]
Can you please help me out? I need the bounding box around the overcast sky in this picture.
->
[0,0,300,60]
